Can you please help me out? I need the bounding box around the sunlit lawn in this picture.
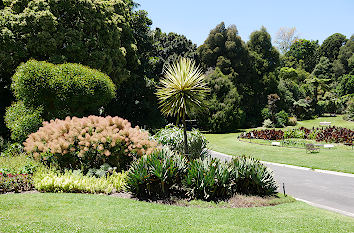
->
[1,193,353,233]
[205,115,354,173]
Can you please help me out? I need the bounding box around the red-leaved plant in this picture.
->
[24,116,157,171]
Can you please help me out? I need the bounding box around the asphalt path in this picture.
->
[210,150,354,217]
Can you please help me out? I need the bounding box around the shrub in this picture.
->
[5,102,43,142]
[126,149,187,199]
[275,110,289,127]
[183,157,234,201]
[11,60,116,120]
[288,116,297,126]
[0,173,33,194]
[154,124,209,160]
[261,108,271,120]
[24,116,156,172]
[262,119,274,128]
[0,142,24,157]
[232,156,278,196]
[33,168,126,194]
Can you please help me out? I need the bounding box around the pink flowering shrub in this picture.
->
[23,116,157,171]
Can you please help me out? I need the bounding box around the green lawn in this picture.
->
[0,193,353,232]
[205,116,354,173]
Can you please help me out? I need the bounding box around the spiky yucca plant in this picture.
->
[156,58,209,156]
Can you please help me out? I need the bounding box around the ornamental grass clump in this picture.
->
[24,116,157,171]
[126,149,187,199]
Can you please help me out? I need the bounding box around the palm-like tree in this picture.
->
[156,58,209,156]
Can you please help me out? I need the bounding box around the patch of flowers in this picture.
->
[0,172,33,193]
[240,126,354,144]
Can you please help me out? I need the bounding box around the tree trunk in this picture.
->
[182,112,188,157]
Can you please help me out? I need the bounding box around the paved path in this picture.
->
[210,150,354,217]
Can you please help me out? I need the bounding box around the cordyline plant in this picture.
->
[156,58,209,156]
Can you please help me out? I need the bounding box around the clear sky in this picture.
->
[136,0,354,46]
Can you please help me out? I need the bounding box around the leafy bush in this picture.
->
[33,168,126,194]
[345,98,354,121]
[261,108,271,120]
[275,110,289,127]
[126,149,187,199]
[0,173,33,194]
[232,156,278,196]
[24,116,156,172]
[262,119,274,128]
[11,60,116,120]
[288,116,297,126]
[5,102,43,142]
[154,124,209,160]
[0,142,24,157]
[183,157,234,201]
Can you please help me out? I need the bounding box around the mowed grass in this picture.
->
[205,116,354,173]
[1,193,353,233]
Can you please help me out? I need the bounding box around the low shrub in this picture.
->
[5,101,43,143]
[183,157,234,201]
[33,168,126,194]
[262,119,274,128]
[288,116,297,126]
[126,149,187,199]
[24,116,157,172]
[0,173,33,194]
[275,110,289,128]
[0,143,24,157]
[154,124,209,160]
[232,156,278,196]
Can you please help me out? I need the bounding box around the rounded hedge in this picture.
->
[24,116,157,172]
[5,101,43,142]
[11,60,116,119]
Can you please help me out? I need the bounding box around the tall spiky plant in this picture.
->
[156,58,209,157]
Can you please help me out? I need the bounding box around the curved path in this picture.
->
[210,150,354,218]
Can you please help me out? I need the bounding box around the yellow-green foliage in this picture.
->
[33,168,126,194]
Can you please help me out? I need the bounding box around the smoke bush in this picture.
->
[24,116,157,171]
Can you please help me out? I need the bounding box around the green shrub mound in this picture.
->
[154,124,209,160]
[126,149,187,199]
[5,102,43,142]
[11,60,116,119]
[183,158,234,201]
[232,156,278,196]
[24,116,157,172]
[6,60,117,142]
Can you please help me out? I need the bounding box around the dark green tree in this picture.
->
[319,33,347,62]
[337,74,354,96]
[333,35,354,76]
[285,39,319,72]
[198,68,244,133]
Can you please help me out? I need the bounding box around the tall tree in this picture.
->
[275,27,299,54]
[156,58,209,156]
[333,35,354,76]
[285,39,319,72]
[319,33,347,62]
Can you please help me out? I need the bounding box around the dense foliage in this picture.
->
[33,168,126,194]
[24,116,156,172]
[154,124,209,160]
[126,149,187,199]
[0,0,138,136]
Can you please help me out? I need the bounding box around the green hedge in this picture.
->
[11,60,116,119]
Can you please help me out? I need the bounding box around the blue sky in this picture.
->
[137,0,354,46]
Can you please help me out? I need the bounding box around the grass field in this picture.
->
[1,193,353,232]
[205,115,354,173]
